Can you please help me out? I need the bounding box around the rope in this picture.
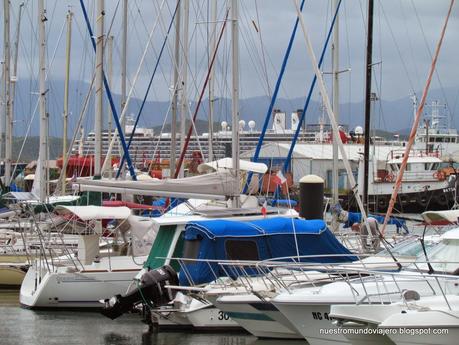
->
[244,0,306,194]
[116,1,181,177]
[381,0,455,235]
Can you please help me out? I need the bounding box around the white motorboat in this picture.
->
[270,227,459,345]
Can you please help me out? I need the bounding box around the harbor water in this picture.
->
[0,290,307,345]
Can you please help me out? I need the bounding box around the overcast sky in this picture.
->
[2,1,459,116]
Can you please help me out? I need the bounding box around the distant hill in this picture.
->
[12,137,65,162]
[11,78,458,138]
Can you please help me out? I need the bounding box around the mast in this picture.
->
[179,0,190,178]
[94,0,104,177]
[170,0,181,176]
[9,2,23,182]
[208,0,218,162]
[38,0,47,202]
[107,35,114,178]
[62,9,73,193]
[331,0,340,206]
[363,0,374,213]
[231,0,240,208]
[3,0,11,187]
[119,0,128,178]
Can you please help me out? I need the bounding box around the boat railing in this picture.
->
[388,148,440,160]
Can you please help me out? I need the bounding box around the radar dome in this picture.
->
[248,120,256,129]
[221,121,228,131]
[355,126,363,135]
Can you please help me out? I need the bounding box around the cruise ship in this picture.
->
[71,109,345,170]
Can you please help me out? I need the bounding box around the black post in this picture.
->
[363,0,374,213]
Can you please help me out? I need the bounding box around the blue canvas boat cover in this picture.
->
[179,217,356,285]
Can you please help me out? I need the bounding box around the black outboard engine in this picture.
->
[101,265,179,320]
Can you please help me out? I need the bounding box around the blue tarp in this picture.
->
[179,217,356,286]
[344,212,408,232]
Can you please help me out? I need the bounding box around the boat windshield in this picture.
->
[377,236,438,258]
[413,238,459,273]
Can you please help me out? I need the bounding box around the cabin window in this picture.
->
[432,163,440,170]
[405,164,411,171]
[182,237,201,260]
[225,240,260,261]
[445,138,451,143]
[452,138,456,143]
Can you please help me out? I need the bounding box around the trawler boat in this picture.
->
[357,148,457,212]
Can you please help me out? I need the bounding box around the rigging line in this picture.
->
[343,0,352,126]
[79,0,137,180]
[11,15,66,179]
[409,0,454,123]
[133,0,172,94]
[280,0,342,179]
[157,0,206,156]
[239,2,275,98]
[381,0,455,236]
[254,1,272,97]
[55,76,96,195]
[238,17,272,98]
[173,8,230,179]
[378,0,415,94]
[293,0,371,231]
[244,0,306,194]
[116,0,180,177]
[399,0,421,88]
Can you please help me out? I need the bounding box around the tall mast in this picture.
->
[38,0,47,202]
[120,0,128,157]
[3,0,11,187]
[94,0,105,177]
[231,0,240,208]
[62,9,73,193]
[107,35,114,178]
[9,2,24,187]
[208,0,218,162]
[331,0,340,206]
[170,0,181,176]
[363,0,374,213]
[179,0,190,178]
[121,0,128,115]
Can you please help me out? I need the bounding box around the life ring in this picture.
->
[384,173,394,182]
[377,196,389,210]
[435,193,449,206]
[416,192,429,208]
[399,194,409,205]
[433,171,446,181]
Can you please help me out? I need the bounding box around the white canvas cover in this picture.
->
[128,215,160,256]
[422,210,459,225]
[54,205,132,221]
[75,171,239,200]
[197,158,268,174]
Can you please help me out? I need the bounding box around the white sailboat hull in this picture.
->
[20,257,143,309]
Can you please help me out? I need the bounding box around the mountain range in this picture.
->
[11,78,458,139]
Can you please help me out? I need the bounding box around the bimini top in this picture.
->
[179,217,356,286]
[185,217,327,240]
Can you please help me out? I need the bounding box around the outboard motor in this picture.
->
[101,265,178,320]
